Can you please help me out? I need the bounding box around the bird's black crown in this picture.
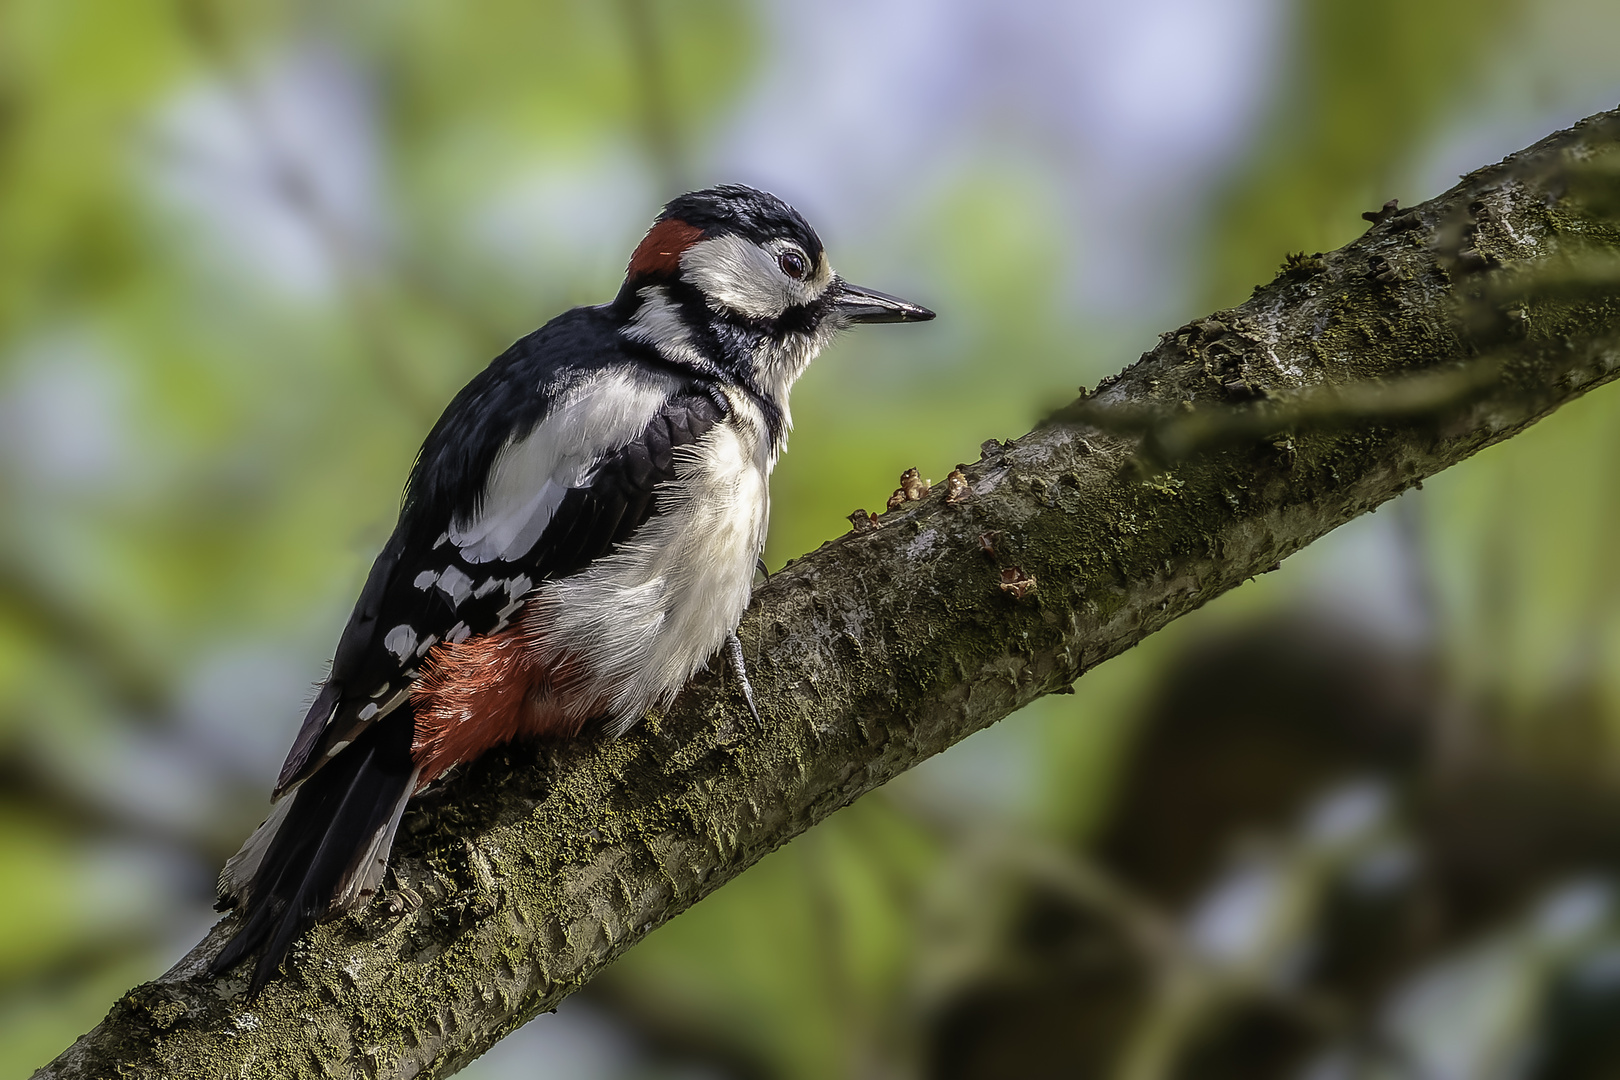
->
[660,185,824,263]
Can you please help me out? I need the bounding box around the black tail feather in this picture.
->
[212,715,415,997]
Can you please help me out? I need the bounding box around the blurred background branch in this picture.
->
[615,0,688,193]
[0,558,169,718]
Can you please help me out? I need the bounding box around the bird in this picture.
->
[210,184,935,995]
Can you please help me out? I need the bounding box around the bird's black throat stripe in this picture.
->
[657,280,790,445]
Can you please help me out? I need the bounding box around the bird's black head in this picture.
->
[660,184,826,269]
[617,184,934,333]
[614,185,933,431]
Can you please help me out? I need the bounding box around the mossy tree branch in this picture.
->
[36,108,1620,1080]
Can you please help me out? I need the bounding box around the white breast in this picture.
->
[526,389,774,733]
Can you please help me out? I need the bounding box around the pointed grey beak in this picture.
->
[833,280,936,324]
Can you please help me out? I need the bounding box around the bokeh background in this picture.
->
[6,1,1620,1076]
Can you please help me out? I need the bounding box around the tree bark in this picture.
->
[36,108,1620,1080]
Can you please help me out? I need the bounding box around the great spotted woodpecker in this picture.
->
[211,185,935,994]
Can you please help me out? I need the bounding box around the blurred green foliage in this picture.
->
[5,0,1620,1077]
[1207,0,1514,303]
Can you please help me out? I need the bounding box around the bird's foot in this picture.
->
[383,870,423,918]
[725,631,765,732]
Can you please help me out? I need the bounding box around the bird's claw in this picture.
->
[383,876,422,918]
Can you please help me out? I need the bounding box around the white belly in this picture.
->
[526,402,772,734]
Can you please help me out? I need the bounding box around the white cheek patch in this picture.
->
[681,234,795,320]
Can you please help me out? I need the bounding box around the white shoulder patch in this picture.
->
[449,367,680,565]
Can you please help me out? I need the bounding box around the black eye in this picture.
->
[778,250,807,280]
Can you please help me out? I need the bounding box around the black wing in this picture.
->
[274,368,728,794]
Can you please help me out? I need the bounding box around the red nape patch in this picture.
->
[409,614,602,785]
[627,218,703,279]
